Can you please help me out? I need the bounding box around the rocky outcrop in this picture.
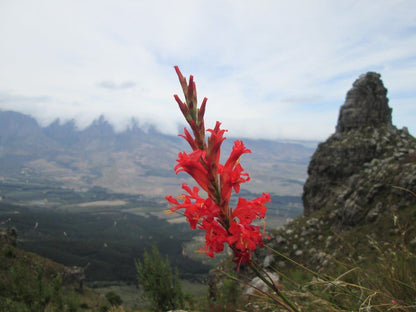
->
[336,72,392,133]
[303,72,416,226]
[208,72,416,304]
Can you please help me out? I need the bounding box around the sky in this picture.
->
[0,0,415,141]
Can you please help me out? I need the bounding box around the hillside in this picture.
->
[0,227,109,311]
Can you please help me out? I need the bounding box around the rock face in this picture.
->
[303,72,416,226]
[258,72,416,273]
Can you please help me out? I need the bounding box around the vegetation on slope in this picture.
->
[0,234,108,312]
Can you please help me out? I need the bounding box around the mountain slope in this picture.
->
[0,227,108,311]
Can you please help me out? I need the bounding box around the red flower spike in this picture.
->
[167,66,271,266]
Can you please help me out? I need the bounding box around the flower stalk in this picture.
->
[166,66,299,311]
[167,66,269,266]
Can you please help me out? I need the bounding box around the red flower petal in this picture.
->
[175,150,210,193]
[199,219,228,257]
[232,193,270,225]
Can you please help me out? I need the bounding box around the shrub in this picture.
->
[135,244,184,311]
[105,291,122,307]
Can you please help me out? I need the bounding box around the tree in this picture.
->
[135,245,184,311]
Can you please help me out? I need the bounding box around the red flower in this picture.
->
[229,223,264,251]
[227,222,264,269]
[207,122,227,168]
[227,222,264,264]
[199,219,228,257]
[166,183,220,229]
[205,122,227,203]
[174,150,210,193]
[231,249,252,269]
[219,140,251,206]
[232,193,270,225]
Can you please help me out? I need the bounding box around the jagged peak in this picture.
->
[336,72,392,133]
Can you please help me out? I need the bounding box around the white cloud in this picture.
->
[0,0,415,140]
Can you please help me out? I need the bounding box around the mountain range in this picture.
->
[0,110,316,198]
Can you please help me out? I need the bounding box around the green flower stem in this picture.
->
[249,261,300,312]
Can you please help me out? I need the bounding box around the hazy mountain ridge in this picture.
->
[0,110,316,197]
